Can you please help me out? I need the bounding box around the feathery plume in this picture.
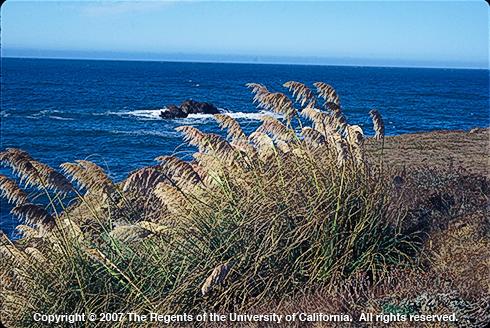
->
[203,134,238,163]
[257,116,296,142]
[176,126,238,163]
[60,163,86,190]
[192,152,220,171]
[0,148,72,193]
[11,204,55,228]
[0,175,28,205]
[155,155,201,187]
[369,109,385,140]
[246,84,296,121]
[0,149,36,180]
[201,263,231,296]
[175,126,206,148]
[330,108,347,131]
[346,125,364,146]
[24,247,47,264]
[346,125,365,165]
[123,166,169,195]
[137,221,169,235]
[326,101,342,113]
[0,244,27,266]
[60,218,83,240]
[0,148,33,160]
[190,162,209,182]
[15,224,39,239]
[334,135,349,167]
[30,161,73,193]
[283,81,315,107]
[61,160,114,195]
[190,153,224,185]
[154,182,187,214]
[313,82,340,106]
[301,106,335,137]
[214,114,247,142]
[301,127,326,147]
[246,83,269,104]
[248,131,275,160]
[230,138,256,157]
[300,105,325,122]
[259,92,297,120]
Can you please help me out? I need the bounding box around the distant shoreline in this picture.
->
[3,56,488,71]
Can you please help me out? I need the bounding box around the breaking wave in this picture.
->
[110,129,180,138]
[108,108,281,121]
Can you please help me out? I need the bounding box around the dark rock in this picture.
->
[180,100,220,115]
[160,100,220,119]
[159,105,187,119]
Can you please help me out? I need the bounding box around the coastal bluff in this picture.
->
[366,127,489,177]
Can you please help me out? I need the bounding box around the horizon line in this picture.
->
[2,55,489,71]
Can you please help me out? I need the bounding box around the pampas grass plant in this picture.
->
[3,81,485,327]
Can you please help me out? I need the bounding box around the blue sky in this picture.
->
[1,0,488,68]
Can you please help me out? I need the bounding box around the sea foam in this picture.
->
[109,108,281,121]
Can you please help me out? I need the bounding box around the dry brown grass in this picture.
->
[426,212,490,298]
[367,128,489,178]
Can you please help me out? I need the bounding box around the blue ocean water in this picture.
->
[1,57,489,234]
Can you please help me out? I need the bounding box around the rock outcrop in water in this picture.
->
[160,100,220,119]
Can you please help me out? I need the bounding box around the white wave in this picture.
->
[180,113,215,120]
[184,111,280,120]
[0,111,9,117]
[37,109,64,115]
[110,129,179,137]
[28,112,44,118]
[20,109,73,120]
[49,115,75,121]
[108,107,281,121]
[227,111,282,120]
[107,109,165,120]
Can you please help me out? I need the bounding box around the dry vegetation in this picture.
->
[367,128,489,177]
[0,81,488,327]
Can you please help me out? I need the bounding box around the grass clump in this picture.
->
[0,81,438,327]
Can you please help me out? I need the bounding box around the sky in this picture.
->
[1,0,489,68]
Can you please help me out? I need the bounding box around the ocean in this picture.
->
[1,57,489,235]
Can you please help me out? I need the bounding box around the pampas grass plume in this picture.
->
[0,175,28,205]
[369,109,385,140]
